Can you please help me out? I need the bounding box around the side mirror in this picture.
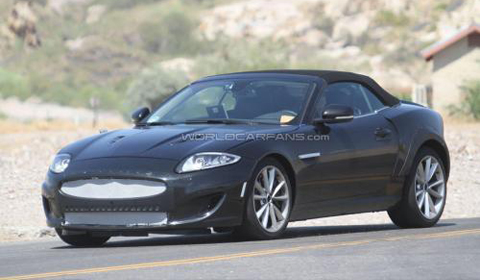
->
[131,107,150,124]
[313,104,354,125]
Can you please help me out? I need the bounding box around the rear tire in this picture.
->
[234,158,293,240]
[388,147,447,228]
[55,228,110,247]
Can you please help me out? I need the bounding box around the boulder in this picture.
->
[298,29,329,47]
[3,1,41,48]
[332,15,370,43]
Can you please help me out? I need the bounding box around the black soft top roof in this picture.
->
[200,70,400,106]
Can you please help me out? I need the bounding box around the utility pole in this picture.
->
[90,96,99,128]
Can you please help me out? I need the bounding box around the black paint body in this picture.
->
[42,71,450,235]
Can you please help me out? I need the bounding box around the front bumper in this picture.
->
[42,157,255,234]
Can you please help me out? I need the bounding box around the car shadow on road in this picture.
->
[51,222,456,249]
[284,222,455,239]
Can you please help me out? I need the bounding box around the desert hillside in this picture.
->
[0,0,479,114]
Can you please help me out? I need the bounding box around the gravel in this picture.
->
[0,130,95,242]
[0,122,478,242]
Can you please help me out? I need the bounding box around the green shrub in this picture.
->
[460,81,480,120]
[394,92,412,102]
[0,68,31,100]
[0,111,7,120]
[434,2,449,11]
[126,64,190,109]
[375,10,410,27]
[139,9,200,55]
[0,68,123,110]
[312,17,335,36]
[193,39,290,77]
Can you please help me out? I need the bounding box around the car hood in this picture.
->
[62,124,298,161]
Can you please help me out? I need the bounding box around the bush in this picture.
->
[127,64,190,109]
[193,39,290,77]
[312,17,334,36]
[460,81,480,120]
[375,10,410,27]
[139,10,200,55]
[0,68,123,110]
[0,68,31,100]
[395,92,412,102]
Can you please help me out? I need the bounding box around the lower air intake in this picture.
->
[64,212,167,227]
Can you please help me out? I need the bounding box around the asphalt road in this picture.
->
[1,218,480,280]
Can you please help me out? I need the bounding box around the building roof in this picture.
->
[422,23,480,61]
[199,70,400,106]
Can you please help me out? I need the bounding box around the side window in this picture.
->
[359,85,386,112]
[315,82,386,117]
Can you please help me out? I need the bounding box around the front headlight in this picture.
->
[49,154,71,173]
[177,152,241,173]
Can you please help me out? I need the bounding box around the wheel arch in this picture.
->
[260,153,297,207]
[398,121,450,182]
[418,139,450,180]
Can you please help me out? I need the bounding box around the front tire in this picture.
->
[234,158,292,239]
[56,228,110,247]
[388,147,447,228]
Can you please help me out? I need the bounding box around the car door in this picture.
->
[292,82,399,219]
[330,82,399,187]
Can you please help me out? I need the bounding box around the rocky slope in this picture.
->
[1,0,479,109]
[199,0,480,92]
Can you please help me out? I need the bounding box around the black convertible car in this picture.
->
[43,70,449,246]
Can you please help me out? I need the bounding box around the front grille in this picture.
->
[64,205,162,213]
[60,179,166,199]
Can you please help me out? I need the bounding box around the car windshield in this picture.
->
[146,78,314,125]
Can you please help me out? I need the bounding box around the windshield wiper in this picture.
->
[184,119,254,125]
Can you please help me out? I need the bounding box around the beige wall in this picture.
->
[431,37,480,114]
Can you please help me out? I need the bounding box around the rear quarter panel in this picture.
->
[381,103,449,180]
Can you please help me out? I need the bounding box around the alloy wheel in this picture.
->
[253,166,290,232]
[414,156,445,219]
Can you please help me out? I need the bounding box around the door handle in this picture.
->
[374,127,391,138]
